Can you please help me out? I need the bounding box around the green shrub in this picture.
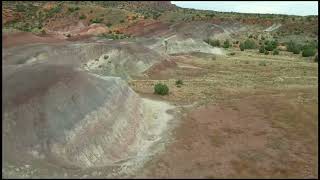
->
[223,39,230,48]
[315,55,318,62]
[68,7,80,12]
[286,40,301,53]
[241,39,256,50]
[302,48,316,57]
[259,46,265,53]
[293,48,300,54]
[271,40,278,48]
[265,43,273,51]
[273,49,279,55]
[259,61,267,66]
[90,18,103,23]
[205,39,220,47]
[68,7,75,12]
[120,19,125,23]
[212,39,220,47]
[79,15,86,19]
[154,83,169,95]
[245,39,256,49]
[175,80,183,87]
[106,23,112,27]
[240,43,245,51]
[264,51,269,55]
[229,52,236,56]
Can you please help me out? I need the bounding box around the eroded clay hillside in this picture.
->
[2,1,318,179]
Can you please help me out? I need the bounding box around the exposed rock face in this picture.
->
[3,63,174,172]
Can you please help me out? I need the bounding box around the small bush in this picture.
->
[205,39,220,47]
[212,40,220,47]
[302,48,316,57]
[241,39,256,50]
[154,83,169,95]
[286,40,300,53]
[68,7,80,12]
[120,19,125,23]
[175,80,183,87]
[240,43,245,51]
[90,18,103,23]
[315,55,318,62]
[223,39,230,48]
[106,23,112,27]
[264,51,269,55]
[259,61,267,66]
[264,40,278,51]
[229,52,236,56]
[292,47,300,54]
[273,49,279,55]
[79,15,86,20]
[259,46,265,53]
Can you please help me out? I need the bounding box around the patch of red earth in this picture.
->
[138,95,317,178]
[2,32,67,48]
[121,20,171,37]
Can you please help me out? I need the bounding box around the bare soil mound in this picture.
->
[3,63,175,177]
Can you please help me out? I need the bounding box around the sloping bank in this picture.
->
[2,63,175,177]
